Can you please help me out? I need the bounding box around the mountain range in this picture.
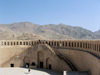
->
[0,22,100,40]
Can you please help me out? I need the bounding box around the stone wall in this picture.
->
[0,40,100,75]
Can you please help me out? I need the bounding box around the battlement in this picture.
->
[0,40,100,53]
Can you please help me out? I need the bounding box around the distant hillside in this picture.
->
[94,30,100,38]
[0,22,99,40]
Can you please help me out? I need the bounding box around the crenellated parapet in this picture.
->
[0,40,100,56]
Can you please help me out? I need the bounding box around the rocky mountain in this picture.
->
[0,22,99,40]
[94,30,100,38]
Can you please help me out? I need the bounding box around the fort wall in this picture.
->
[0,40,100,75]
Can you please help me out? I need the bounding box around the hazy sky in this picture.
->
[0,0,100,31]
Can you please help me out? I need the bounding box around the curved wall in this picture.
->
[56,48,100,75]
[0,40,100,75]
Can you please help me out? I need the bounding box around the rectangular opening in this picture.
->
[10,64,14,67]
[49,64,52,69]
[40,62,43,68]
[31,62,35,66]
[25,63,29,68]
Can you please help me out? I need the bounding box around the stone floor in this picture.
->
[0,68,62,75]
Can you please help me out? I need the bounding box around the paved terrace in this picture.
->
[0,68,62,75]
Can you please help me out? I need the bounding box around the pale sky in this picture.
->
[0,0,100,31]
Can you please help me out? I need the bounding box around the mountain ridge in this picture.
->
[0,22,99,40]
